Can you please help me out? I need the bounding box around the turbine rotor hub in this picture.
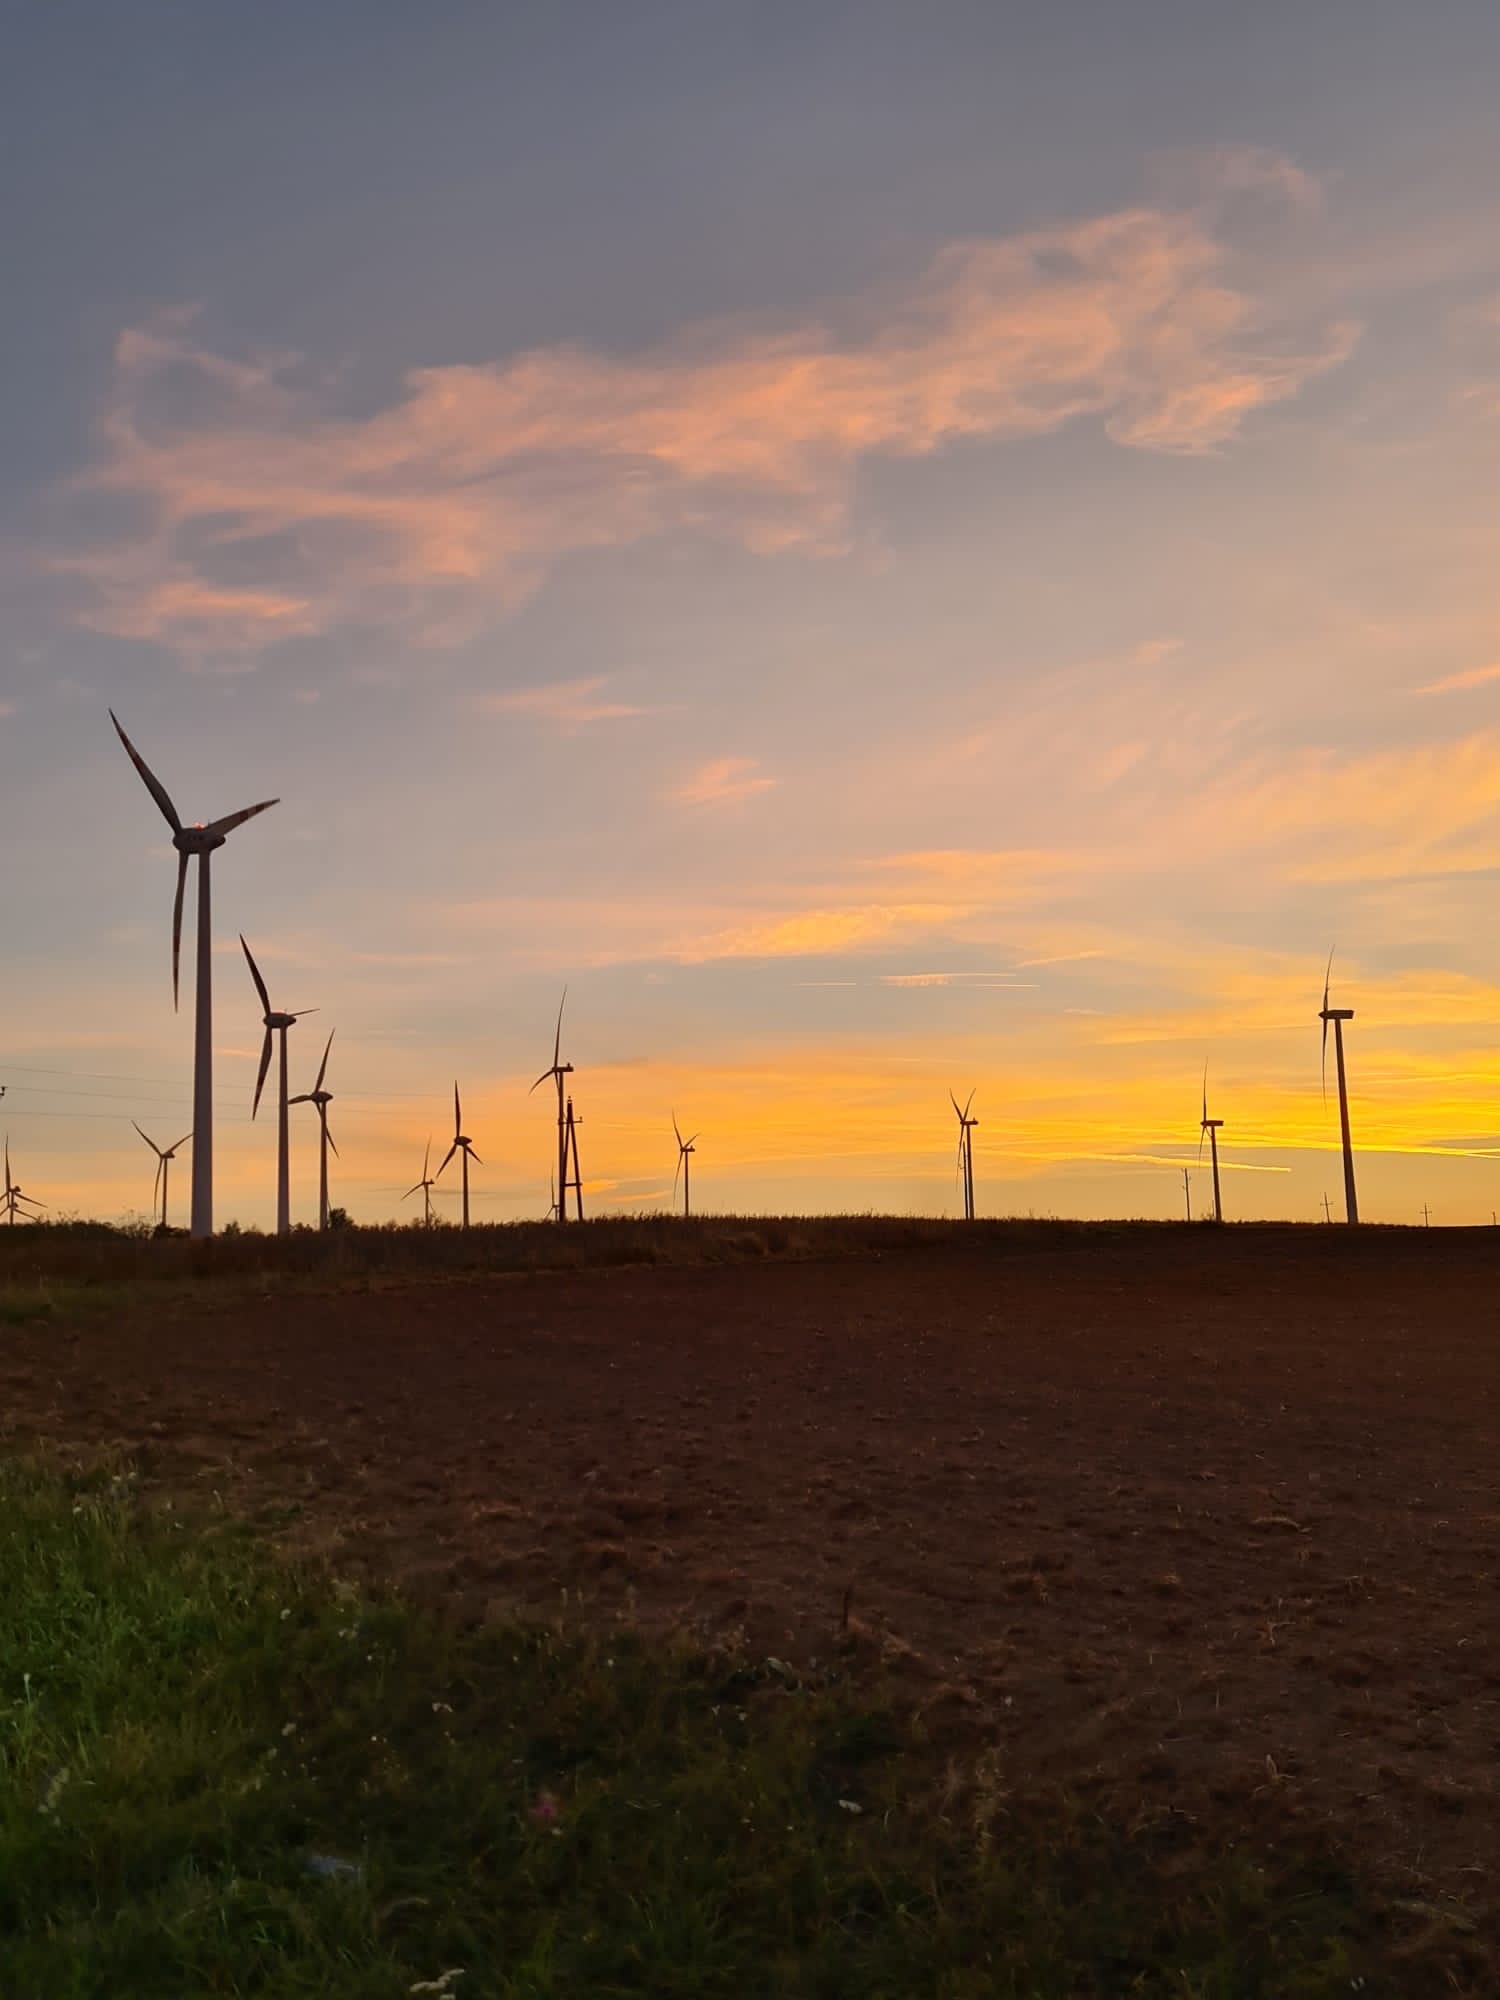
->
[172,827,226,855]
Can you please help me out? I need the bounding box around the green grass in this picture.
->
[0,1460,1380,1998]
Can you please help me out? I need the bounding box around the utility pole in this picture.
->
[1182,1167,1192,1223]
[1322,1192,1332,1224]
[1422,1203,1431,1228]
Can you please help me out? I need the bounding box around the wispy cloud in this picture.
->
[672,757,777,808]
[478,675,644,729]
[1415,660,1500,696]
[54,169,1354,657]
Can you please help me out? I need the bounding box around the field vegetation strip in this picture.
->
[0,1457,1381,1997]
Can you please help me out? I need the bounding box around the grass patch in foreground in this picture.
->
[0,1461,1374,1998]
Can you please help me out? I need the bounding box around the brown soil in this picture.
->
[4,1228,1496,1948]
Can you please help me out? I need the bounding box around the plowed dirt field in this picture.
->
[4,1227,1496,1956]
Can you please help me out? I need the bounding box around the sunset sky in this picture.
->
[7,2,1500,1228]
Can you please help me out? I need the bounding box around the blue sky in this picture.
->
[7,2,1500,1227]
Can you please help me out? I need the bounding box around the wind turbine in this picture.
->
[289,1030,338,1231]
[529,989,573,1225]
[111,712,278,1238]
[950,1089,978,1222]
[3,1139,45,1226]
[437,1083,481,1229]
[241,936,316,1236]
[131,1121,192,1232]
[1198,1065,1224,1224]
[672,1113,699,1218]
[403,1138,437,1226]
[1319,950,1359,1225]
[562,1095,584,1220]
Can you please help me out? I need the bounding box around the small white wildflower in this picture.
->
[279,1608,291,1622]
[281,1723,297,1738]
[431,1701,453,1714]
[837,1799,863,1814]
[409,1971,465,1997]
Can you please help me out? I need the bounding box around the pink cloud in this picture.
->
[55,185,1354,658]
[1416,660,1500,696]
[672,757,777,808]
[478,675,644,728]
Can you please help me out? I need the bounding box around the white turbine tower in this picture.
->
[241,936,316,1236]
[289,1030,338,1231]
[437,1083,482,1229]
[110,712,278,1238]
[132,1121,192,1232]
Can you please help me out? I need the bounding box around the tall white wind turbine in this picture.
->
[437,1083,482,1229]
[3,1138,46,1226]
[241,935,316,1236]
[289,1030,338,1231]
[672,1113,699,1218]
[529,989,573,1226]
[131,1121,192,1232]
[110,712,278,1238]
[1319,949,1359,1225]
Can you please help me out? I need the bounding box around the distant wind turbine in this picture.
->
[562,1095,584,1221]
[3,1138,45,1226]
[1318,949,1359,1225]
[289,1030,338,1231]
[672,1113,699,1218]
[403,1138,437,1227]
[131,1121,191,1232]
[950,1089,978,1222]
[1181,1166,1192,1224]
[111,711,278,1237]
[530,989,574,1224]
[437,1083,481,1229]
[1198,1065,1224,1224]
[242,935,316,1236]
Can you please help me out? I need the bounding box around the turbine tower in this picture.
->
[131,1121,191,1232]
[950,1089,978,1222]
[3,1139,45,1225]
[437,1083,481,1229]
[1198,1066,1224,1224]
[1319,950,1359,1225]
[403,1139,437,1226]
[242,936,316,1236]
[111,712,278,1238]
[289,1030,338,1231]
[529,989,574,1224]
[562,1094,584,1221]
[672,1113,699,1218]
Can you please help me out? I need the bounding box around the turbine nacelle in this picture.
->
[172,824,227,856]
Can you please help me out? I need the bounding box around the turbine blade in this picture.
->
[171,850,188,1011]
[240,935,271,1016]
[153,1153,164,1205]
[1323,945,1334,1017]
[171,1133,192,1154]
[1201,1062,1208,1128]
[131,1120,158,1154]
[674,1152,682,1197]
[288,1094,312,1105]
[323,1116,339,1160]
[554,986,567,1068]
[314,1029,334,1094]
[1321,1015,1329,1105]
[110,711,183,833]
[205,798,279,839]
[528,1070,554,1094]
[436,1142,459,1178]
[466,1146,482,1166]
[402,1182,423,1200]
[964,1089,975,1120]
[453,1081,461,1137]
[672,1111,682,1148]
[423,1137,431,1180]
[252,1028,273,1118]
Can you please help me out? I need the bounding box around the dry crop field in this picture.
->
[3,1223,1496,1977]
